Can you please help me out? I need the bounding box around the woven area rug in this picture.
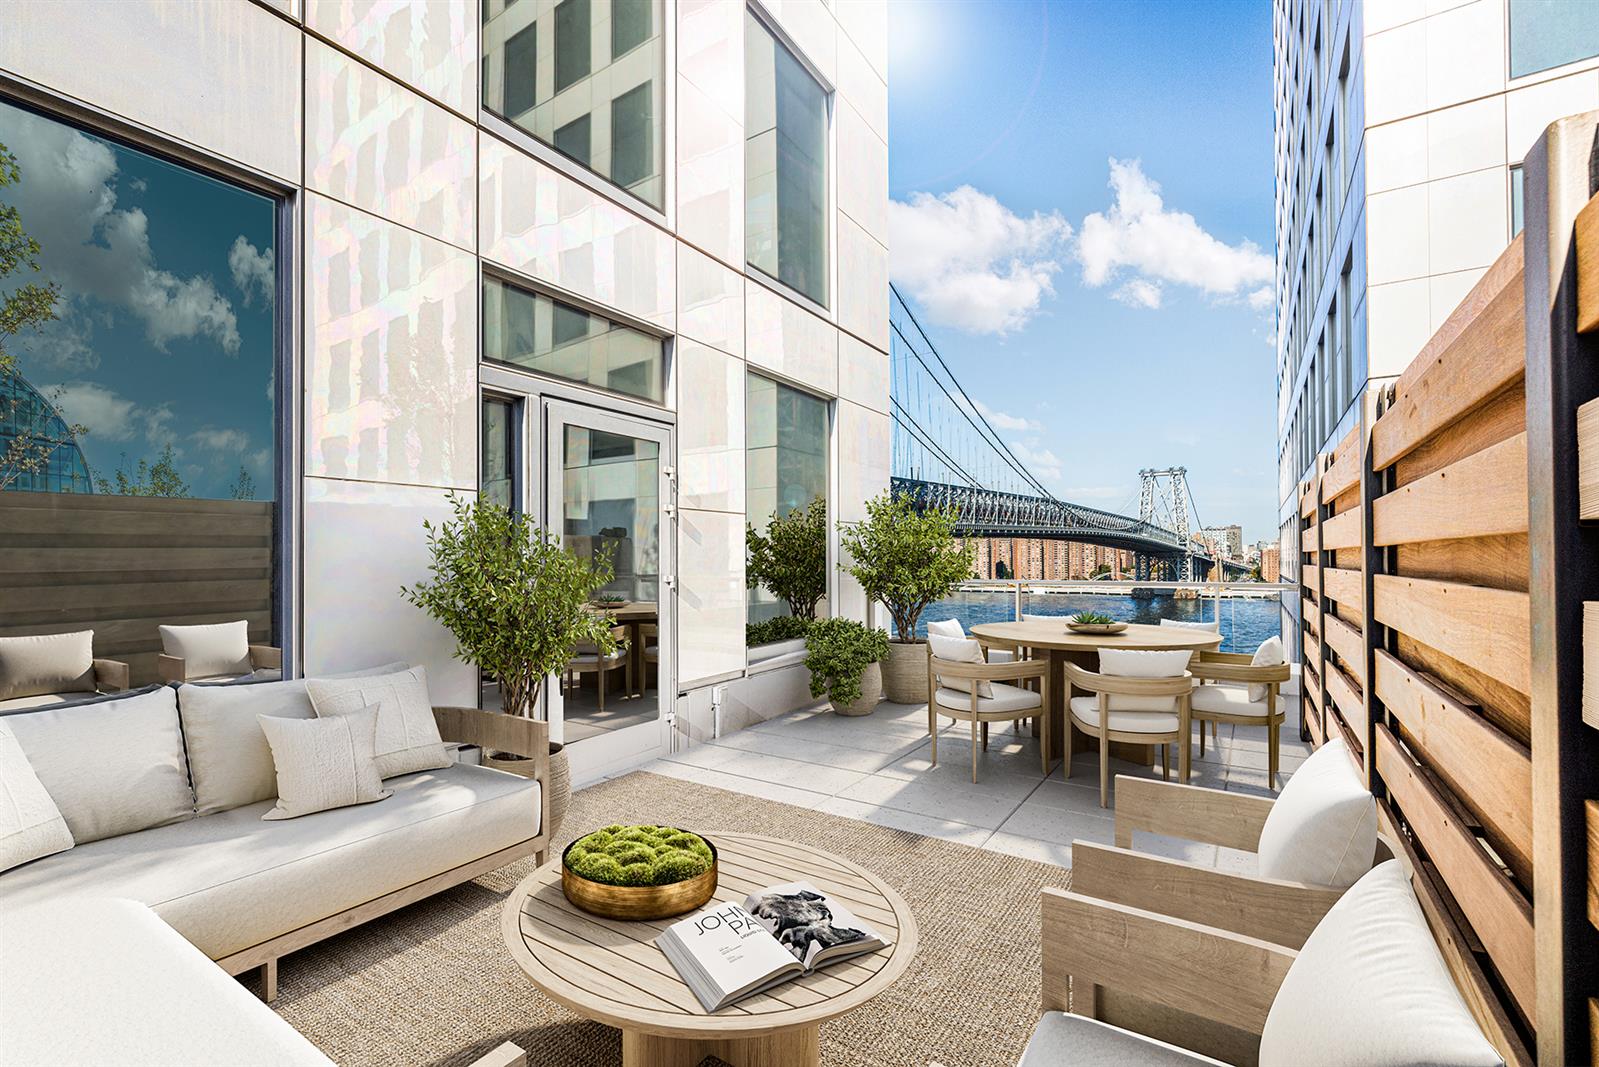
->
[272,771,1071,1067]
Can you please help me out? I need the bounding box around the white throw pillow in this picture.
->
[178,661,409,816]
[1096,648,1191,712]
[1249,635,1286,702]
[0,631,95,701]
[160,620,252,679]
[1256,737,1376,887]
[925,618,965,639]
[0,719,73,872]
[1159,618,1219,632]
[307,665,448,779]
[257,708,391,820]
[1259,860,1504,1067]
[927,634,994,698]
[3,687,193,844]
[1021,614,1060,624]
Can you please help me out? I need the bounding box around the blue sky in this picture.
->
[887,0,1278,542]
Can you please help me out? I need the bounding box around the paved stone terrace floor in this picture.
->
[640,693,1313,871]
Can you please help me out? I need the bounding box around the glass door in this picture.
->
[544,399,673,776]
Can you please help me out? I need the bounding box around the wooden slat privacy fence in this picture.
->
[1292,110,1599,1065]
[0,491,275,686]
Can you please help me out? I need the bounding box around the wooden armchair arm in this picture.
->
[1071,841,1343,950]
[248,645,283,670]
[92,658,129,693]
[1114,775,1276,851]
[157,653,186,684]
[928,655,1047,683]
[1041,887,1294,1034]
[1189,660,1290,684]
[1064,662,1193,697]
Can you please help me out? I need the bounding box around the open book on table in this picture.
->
[657,880,890,1012]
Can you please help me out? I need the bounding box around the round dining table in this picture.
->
[968,620,1222,765]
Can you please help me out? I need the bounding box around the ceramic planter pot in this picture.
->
[832,661,882,716]
[881,639,928,704]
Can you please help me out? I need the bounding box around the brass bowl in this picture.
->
[560,834,718,921]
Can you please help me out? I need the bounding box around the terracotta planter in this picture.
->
[485,742,570,841]
[881,639,928,704]
[832,662,882,716]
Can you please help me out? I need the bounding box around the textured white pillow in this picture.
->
[1097,648,1192,712]
[927,634,993,698]
[160,620,252,679]
[307,665,448,778]
[3,687,193,844]
[1159,618,1219,632]
[257,708,391,820]
[178,661,409,816]
[1260,860,1503,1067]
[1257,737,1376,887]
[0,631,94,701]
[925,618,965,639]
[1249,634,1287,702]
[0,719,73,872]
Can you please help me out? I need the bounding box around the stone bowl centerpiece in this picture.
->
[1065,612,1128,635]
[561,825,718,921]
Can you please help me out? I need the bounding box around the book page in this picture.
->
[661,901,799,1009]
[742,881,887,971]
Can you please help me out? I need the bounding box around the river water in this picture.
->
[909,589,1284,653]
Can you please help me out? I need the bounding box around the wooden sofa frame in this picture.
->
[214,706,550,1002]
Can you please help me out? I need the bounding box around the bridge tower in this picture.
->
[1138,467,1196,581]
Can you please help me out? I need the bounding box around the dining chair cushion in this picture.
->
[0,718,73,873]
[1259,860,1503,1067]
[159,621,253,680]
[925,618,965,639]
[1248,635,1286,701]
[1097,648,1192,712]
[934,682,1040,715]
[1020,614,1060,624]
[1159,618,1220,633]
[569,650,626,665]
[1256,737,1376,888]
[0,631,95,702]
[1068,696,1180,734]
[1190,683,1272,718]
[927,634,993,698]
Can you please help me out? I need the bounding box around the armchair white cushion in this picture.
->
[926,618,965,638]
[935,681,1040,714]
[1190,684,1272,718]
[159,620,253,680]
[1159,618,1220,633]
[1097,648,1192,712]
[1248,635,1286,701]
[928,634,994,698]
[1067,697,1179,733]
[1256,737,1376,888]
[1259,860,1503,1066]
[0,631,94,702]
[1020,1011,1226,1066]
[0,719,73,872]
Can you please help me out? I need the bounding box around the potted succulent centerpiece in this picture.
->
[402,493,618,840]
[803,617,890,716]
[839,493,977,704]
[561,824,718,920]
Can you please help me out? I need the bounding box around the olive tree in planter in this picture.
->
[838,492,976,703]
[402,493,617,839]
[803,618,889,716]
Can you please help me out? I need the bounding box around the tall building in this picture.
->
[1272,0,1599,649]
[1201,524,1243,559]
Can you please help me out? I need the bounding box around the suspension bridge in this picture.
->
[888,286,1251,581]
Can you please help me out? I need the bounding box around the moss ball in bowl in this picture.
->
[561,825,719,919]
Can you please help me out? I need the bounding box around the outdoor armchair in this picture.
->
[158,620,281,683]
[927,639,1050,781]
[1189,647,1291,788]
[1063,661,1193,806]
[0,630,129,712]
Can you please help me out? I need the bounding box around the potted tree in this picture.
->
[803,618,889,716]
[745,498,827,647]
[402,493,617,840]
[838,493,976,703]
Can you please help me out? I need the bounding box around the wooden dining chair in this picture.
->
[927,645,1051,782]
[1190,649,1293,788]
[564,625,630,713]
[1064,662,1194,807]
[634,622,659,697]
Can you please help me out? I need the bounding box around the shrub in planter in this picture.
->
[745,615,812,648]
[804,617,889,715]
[746,498,827,621]
[838,493,975,703]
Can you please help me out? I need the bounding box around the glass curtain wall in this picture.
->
[745,11,829,307]
[482,0,665,209]
[483,275,664,403]
[745,372,828,626]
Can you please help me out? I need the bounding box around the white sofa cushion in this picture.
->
[0,719,73,872]
[1260,860,1503,1067]
[0,630,94,701]
[0,898,333,1067]
[1190,683,1273,718]
[934,681,1041,714]
[1256,737,1376,887]
[928,633,993,698]
[1249,635,1286,702]
[259,708,391,820]
[4,686,192,844]
[179,661,409,816]
[925,618,965,638]
[308,665,449,779]
[1159,618,1220,633]
[1021,1011,1227,1066]
[1069,696,1180,734]
[160,620,253,680]
[1098,648,1191,712]
[0,764,539,960]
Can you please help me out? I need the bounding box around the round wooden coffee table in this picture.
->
[502,833,919,1067]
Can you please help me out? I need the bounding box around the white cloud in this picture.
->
[889,185,1072,335]
[228,235,274,307]
[974,399,1041,433]
[1247,285,1274,310]
[47,381,136,439]
[1008,438,1064,486]
[2,109,241,355]
[1076,158,1272,309]
[190,427,252,452]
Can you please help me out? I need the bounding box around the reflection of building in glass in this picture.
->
[0,371,94,493]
